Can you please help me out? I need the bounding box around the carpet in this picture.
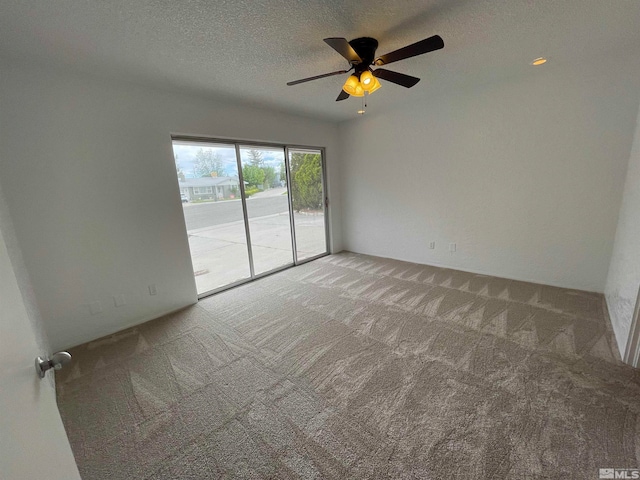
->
[56,252,640,479]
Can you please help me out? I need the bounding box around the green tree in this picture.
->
[242,164,265,188]
[279,162,286,183]
[290,153,322,211]
[262,166,277,189]
[247,149,264,167]
[194,148,225,177]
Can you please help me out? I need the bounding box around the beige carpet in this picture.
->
[56,252,640,479]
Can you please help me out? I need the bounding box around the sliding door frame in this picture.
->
[171,135,330,299]
[286,146,331,266]
[284,146,299,265]
[234,143,256,279]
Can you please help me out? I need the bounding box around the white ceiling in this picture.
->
[1,0,640,122]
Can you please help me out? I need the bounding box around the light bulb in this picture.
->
[368,76,382,94]
[360,71,380,94]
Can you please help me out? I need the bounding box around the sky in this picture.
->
[172,142,285,178]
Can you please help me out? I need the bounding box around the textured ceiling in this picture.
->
[1,0,640,121]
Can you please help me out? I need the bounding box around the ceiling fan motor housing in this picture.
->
[348,37,378,74]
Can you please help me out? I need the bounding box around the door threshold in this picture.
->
[197,252,329,300]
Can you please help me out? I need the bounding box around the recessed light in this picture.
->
[357,110,366,115]
[531,57,547,66]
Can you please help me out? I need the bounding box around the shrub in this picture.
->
[244,186,260,197]
[290,153,322,211]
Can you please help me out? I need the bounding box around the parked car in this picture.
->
[180,193,189,203]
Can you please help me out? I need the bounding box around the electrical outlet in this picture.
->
[148,284,157,296]
[429,241,436,249]
[449,243,456,253]
[89,301,102,315]
[113,294,125,307]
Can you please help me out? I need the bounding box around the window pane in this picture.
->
[172,140,250,293]
[288,149,328,260]
[239,146,294,274]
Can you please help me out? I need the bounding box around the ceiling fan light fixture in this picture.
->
[367,76,382,94]
[360,70,373,86]
[360,70,381,94]
[342,75,360,96]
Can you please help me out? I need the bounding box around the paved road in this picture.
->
[183,195,289,231]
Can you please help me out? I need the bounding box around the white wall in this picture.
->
[339,58,640,292]
[0,185,81,480]
[605,103,640,354]
[0,162,49,355]
[0,61,341,351]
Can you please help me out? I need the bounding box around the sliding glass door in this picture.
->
[238,146,294,275]
[172,138,328,296]
[288,148,328,261]
[172,140,250,293]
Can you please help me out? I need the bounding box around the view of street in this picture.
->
[183,194,288,230]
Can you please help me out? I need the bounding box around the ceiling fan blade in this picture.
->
[323,38,362,64]
[373,69,420,88]
[374,35,444,66]
[336,90,349,101]
[287,70,348,86]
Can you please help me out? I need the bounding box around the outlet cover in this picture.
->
[429,242,436,249]
[449,243,456,252]
[149,284,157,296]
[114,294,125,307]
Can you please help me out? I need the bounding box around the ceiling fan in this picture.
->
[287,35,444,101]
